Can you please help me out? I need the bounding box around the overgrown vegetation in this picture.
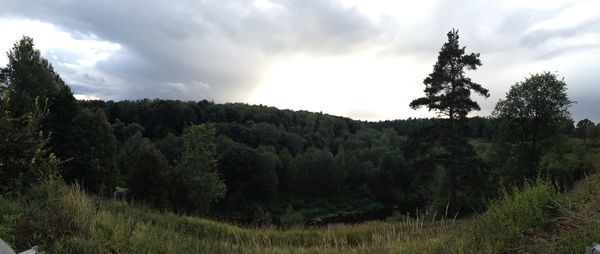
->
[1,31,599,253]
[2,174,599,253]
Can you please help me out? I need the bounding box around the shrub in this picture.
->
[11,179,76,250]
[280,206,304,228]
[0,196,23,246]
[475,181,558,251]
[250,205,272,227]
[13,207,76,250]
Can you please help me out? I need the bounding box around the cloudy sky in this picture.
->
[0,0,599,121]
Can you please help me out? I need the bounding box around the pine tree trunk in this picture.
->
[448,165,457,216]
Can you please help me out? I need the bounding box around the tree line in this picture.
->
[0,33,595,224]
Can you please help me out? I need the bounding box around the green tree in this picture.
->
[277,147,296,192]
[1,36,80,173]
[117,131,144,178]
[256,146,281,196]
[575,119,594,144]
[293,148,337,196]
[154,132,183,164]
[492,72,573,184]
[169,124,226,213]
[333,148,348,193]
[66,109,119,195]
[409,29,489,214]
[0,94,60,195]
[3,37,59,116]
[125,137,169,207]
[218,143,278,202]
[409,29,489,121]
[345,155,364,190]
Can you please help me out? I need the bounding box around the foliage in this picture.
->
[492,72,573,185]
[0,196,22,247]
[0,90,61,195]
[168,124,226,213]
[4,174,592,253]
[2,36,62,116]
[575,118,595,144]
[218,142,279,203]
[2,35,599,253]
[409,29,489,119]
[473,181,558,251]
[65,109,119,195]
[409,29,490,214]
[1,36,79,182]
[293,148,337,196]
[154,132,182,164]
[540,139,594,189]
[279,206,305,229]
[124,137,170,207]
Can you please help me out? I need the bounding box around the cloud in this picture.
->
[0,0,599,121]
[0,0,382,102]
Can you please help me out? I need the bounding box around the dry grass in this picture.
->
[46,179,570,253]
[7,169,597,253]
[54,183,465,253]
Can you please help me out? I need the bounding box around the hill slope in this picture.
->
[2,173,599,253]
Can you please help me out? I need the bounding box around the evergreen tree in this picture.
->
[409,29,489,214]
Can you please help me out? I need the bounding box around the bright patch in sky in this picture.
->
[73,94,100,100]
[249,51,434,120]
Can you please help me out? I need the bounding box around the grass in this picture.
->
[2,173,600,253]
[56,184,456,253]
[524,173,600,253]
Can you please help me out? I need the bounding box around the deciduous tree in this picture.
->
[492,72,573,184]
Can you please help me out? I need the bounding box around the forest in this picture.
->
[1,31,600,253]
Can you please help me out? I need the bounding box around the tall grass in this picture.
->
[472,181,559,252]
[54,183,464,253]
[7,176,597,253]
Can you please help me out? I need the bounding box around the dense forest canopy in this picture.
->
[1,33,597,229]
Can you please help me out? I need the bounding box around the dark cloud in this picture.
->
[521,19,600,47]
[519,19,600,60]
[0,0,382,102]
[0,0,599,121]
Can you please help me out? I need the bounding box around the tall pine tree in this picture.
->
[410,29,489,215]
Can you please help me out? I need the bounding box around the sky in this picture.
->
[0,0,599,121]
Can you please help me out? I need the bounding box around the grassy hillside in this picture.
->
[2,173,599,253]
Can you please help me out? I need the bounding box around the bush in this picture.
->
[11,179,76,250]
[280,206,304,228]
[541,143,594,189]
[250,205,272,227]
[0,196,23,247]
[13,207,76,250]
[475,181,558,251]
